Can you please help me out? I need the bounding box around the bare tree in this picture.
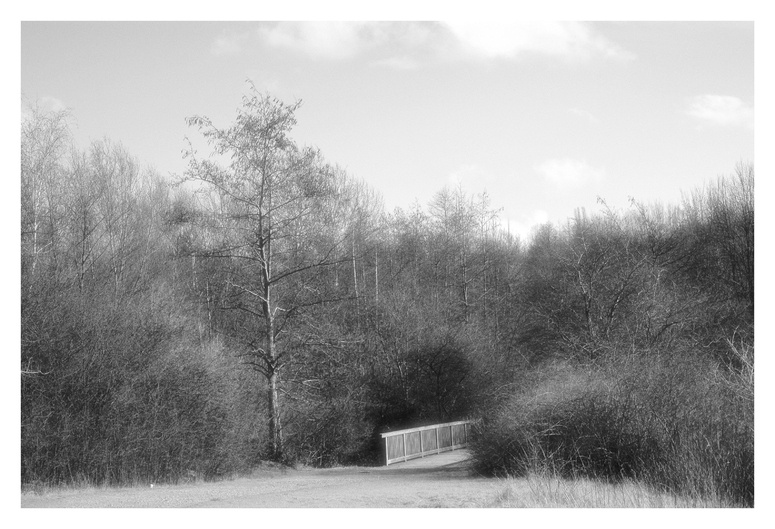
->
[21,103,71,286]
[181,84,354,459]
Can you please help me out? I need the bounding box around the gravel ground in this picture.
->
[21,449,504,508]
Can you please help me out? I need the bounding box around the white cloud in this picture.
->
[687,94,753,129]
[257,22,375,60]
[569,107,600,124]
[254,22,439,69]
[535,158,605,189]
[442,21,634,62]
[502,209,549,244]
[250,22,632,67]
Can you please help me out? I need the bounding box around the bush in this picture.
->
[21,293,267,487]
[471,348,753,506]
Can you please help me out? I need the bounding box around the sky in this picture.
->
[21,20,754,241]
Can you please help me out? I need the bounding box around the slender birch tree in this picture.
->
[182,85,352,459]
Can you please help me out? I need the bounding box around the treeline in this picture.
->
[21,89,753,505]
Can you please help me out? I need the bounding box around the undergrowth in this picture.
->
[471,344,753,507]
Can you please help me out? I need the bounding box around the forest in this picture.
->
[21,87,754,506]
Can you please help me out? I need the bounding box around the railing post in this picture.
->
[435,426,440,454]
[419,429,424,458]
[450,425,454,450]
[402,433,407,462]
[384,436,389,466]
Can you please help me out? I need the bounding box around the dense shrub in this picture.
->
[21,293,267,486]
[471,348,753,506]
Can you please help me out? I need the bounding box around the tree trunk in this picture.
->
[263,278,283,459]
[267,364,282,459]
[352,236,359,309]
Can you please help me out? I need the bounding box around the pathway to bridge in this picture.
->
[22,449,504,508]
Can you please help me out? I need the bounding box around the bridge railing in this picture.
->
[380,419,476,466]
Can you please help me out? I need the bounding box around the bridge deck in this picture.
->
[378,448,472,471]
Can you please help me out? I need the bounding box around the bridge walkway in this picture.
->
[376,448,473,472]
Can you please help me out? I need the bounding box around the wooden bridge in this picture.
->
[380,419,476,466]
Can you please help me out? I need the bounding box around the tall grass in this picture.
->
[487,473,730,508]
[471,345,753,507]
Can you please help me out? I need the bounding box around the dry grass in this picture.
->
[484,474,730,508]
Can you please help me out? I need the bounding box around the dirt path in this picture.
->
[21,450,504,508]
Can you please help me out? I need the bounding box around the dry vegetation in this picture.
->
[21,87,753,507]
[486,474,731,508]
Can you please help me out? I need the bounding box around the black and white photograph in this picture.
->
[14,1,768,518]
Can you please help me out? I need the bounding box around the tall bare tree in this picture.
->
[181,85,353,459]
